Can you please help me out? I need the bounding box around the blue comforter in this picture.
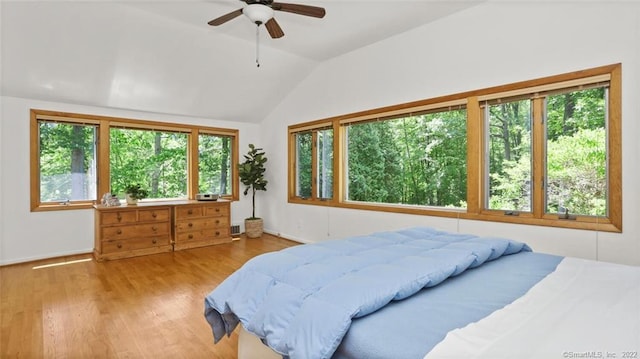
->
[204,227,531,359]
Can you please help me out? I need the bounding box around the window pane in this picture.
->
[346,109,467,208]
[39,121,97,202]
[545,87,607,216]
[317,129,333,199]
[199,134,232,195]
[486,99,532,212]
[296,132,312,198]
[110,128,188,200]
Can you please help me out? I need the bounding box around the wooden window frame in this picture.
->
[30,110,239,212]
[288,121,336,205]
[287,64,622,232]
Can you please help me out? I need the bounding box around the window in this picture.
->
[345,108,467,208]
[545,87,607,217]
[110,127,189,199]
[199,132,234,196]
[485,98,532,212]
[290,124,334,201]
[288,64,622,232]
[295,131,313,198]
[479,79,614,227]
[35,119,98,205]
[30,111,239,211]
[317,128,334,199]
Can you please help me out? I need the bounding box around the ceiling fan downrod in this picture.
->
[255,22,261,67]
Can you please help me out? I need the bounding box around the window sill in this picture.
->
[31,203,96,212]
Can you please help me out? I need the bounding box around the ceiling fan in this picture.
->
[207,0,326,39]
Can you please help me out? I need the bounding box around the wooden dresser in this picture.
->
[174,201,230,251]
[94,200,231,261]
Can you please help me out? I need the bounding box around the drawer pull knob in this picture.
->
[152,239,157,244]
[187,209,193,215]
[215,231,220,236]
[152,212,157,218]
[188,234,193,239]
[215,208,220,212]
[188,223,193,227]
[117,214,122,221]
[117,229,122,235]
[152,226,157,231]
[215,220,220,224]
[117,243,122,249]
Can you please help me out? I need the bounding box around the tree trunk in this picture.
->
[563,93,575,135]
[219,137,229,194]
[151,132,162,196]
[502,104,513,161]
[70,125,85,200]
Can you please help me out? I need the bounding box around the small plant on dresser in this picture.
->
[123,183,149,205]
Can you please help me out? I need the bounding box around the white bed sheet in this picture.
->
[424,257,640,359]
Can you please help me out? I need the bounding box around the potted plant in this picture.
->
[238,144,268,238]
[123,183,149,205]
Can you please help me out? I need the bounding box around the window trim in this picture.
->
[288,122,336,204]
[30,110,239,211]
[288,63,622,232]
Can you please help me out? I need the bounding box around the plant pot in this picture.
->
[125,194,138,205]
[245,218,263,238]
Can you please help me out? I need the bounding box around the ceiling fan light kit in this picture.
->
[243,4,274,24]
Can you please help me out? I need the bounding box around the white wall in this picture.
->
[260,1,640,265]
[2,2,639,266]
[0,96,260,265]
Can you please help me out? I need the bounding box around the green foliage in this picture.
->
[39,123,232,203]
[238,144,268,219]
[110,128,188,199]
[345,109,467,207]
[333,86,605,216]
[296,132,313,198]
[39,122,96,201]
[487,87,607,216]
[546,128,606,216]
[199,135,232,195]
[317,129,334,198]
[546,88,605,140]
[123,183,149,200]
[487,100,532,211]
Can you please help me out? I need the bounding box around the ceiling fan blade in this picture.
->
[265,18,285,38]
[208,8,243,26]
[272,2,326,18]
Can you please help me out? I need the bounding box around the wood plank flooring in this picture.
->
[0,234,298,358]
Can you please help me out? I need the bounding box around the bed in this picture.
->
[204,227,640,359]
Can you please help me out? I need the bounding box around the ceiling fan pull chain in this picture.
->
[256,24,260,68]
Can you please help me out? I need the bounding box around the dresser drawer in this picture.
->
[175,206,203,219]
[102,222,170,240]
[175,228,229,243]
[138,208,170,222]
[102,235,170,254]
[204,204,229,217]
[176,217,229,232]
[176,218,209,232]
[100,211,137,225]
[209,216,229,228]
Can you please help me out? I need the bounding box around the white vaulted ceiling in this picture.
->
[1,1,481,123]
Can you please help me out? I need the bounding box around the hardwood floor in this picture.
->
[0,234,298,358]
